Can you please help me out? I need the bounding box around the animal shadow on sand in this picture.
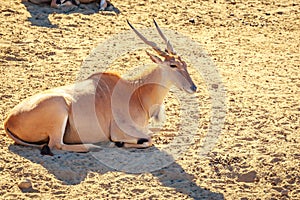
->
[9,144,224,200]
[22,1,120,28]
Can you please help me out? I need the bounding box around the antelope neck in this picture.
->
[135,67,171,115]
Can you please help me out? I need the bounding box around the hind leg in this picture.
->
[48,115,102,152]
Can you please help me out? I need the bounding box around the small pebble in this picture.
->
[237,171,257,183]
[281,189,289,196]
[189,18,195,23]
[277,11,284,15]
[18,178,32,190]
[212,84,219,89]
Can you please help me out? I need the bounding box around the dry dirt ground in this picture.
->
[0,0,299,199]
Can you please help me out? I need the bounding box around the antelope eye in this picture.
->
[170,64,177,68]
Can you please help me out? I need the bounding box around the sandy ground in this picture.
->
[0,0,299,199]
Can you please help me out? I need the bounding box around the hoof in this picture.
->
[137,138,149,144]
[115,142,124,147]
[41,145,53,156]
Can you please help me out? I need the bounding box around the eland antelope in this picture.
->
[4,20,197,153]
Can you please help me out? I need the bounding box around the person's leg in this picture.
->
[50,0,79,8]
[98,0,107,10]
[28,0,51,4]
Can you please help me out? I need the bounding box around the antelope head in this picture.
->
[127,20,197,94]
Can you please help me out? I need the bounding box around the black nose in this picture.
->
[190,84,197,92]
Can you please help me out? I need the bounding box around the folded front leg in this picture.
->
[110,120,153,148]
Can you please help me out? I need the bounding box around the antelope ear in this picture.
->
[146,51,162,64]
